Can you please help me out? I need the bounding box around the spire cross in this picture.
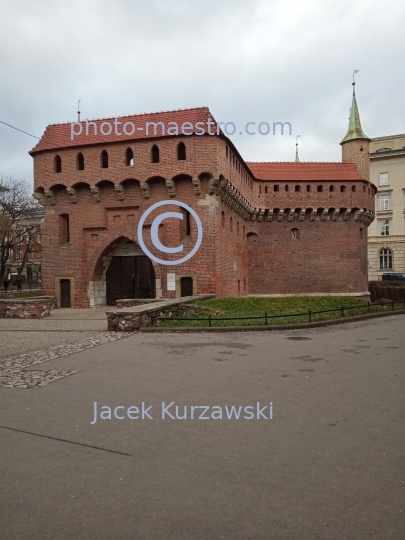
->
[352,70,359,93]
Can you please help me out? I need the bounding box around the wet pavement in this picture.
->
[0,314,404,539]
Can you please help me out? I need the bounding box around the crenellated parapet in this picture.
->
[259,207,375,225]
[219,180,255,220]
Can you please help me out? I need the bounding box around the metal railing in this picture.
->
[0,283,41,296]
[156,300,405,327]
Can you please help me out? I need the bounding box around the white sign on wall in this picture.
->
[167,273,176,291]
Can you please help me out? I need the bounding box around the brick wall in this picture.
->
[32,133,375,306]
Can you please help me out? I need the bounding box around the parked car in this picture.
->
[382,273,405,281]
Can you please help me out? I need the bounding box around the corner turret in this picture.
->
[340,77,370,180]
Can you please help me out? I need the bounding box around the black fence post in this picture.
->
[265,312,268,325]
[308,308,311,323]
[341,305,344,317]
[208,315,212,327]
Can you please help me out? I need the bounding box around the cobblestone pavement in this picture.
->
[0,307,133,389]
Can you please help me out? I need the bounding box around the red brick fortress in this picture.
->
[30,92,376,307]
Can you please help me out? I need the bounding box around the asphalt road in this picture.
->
[1,315,404,539]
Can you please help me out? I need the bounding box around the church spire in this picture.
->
[295,135,300,162]
[340,73,369,144]
[340,72,370,181]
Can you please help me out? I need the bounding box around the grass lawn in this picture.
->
[158,296,398,328]
[0,290,42,300]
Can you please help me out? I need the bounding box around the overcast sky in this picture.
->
[1,0,404,185]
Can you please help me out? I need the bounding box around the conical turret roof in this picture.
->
[340,83,370,144]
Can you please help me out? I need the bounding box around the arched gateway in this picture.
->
[91,238,156,306]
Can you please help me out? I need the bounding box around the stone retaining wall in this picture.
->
[107,295,214,331]
[0,297,54,319]
[115,298,161,309]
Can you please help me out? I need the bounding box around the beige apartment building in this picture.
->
[368,134,405,280]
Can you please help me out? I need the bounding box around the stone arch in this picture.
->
[171,173,195,197]
[146,175,173,197]
[88,230,163,307]
[46,183,68,204]
[71,181,91,189]
[119,177,142,186]
[198,171,214,180]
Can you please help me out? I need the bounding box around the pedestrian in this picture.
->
[3,278,9,293]
[16,278,22,293]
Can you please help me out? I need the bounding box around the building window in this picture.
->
[380,219,389,236]
[330,185,334,192]
[380,195,389,210]
[340,185,346,192]
[352,185,356,192]
[285,184,289,192]
[317,185,323,192]
[77,153,84,170]
[55,155,62,173]
[221,211,225,227]
[230,217,233,232]
[379,173,389,185]
[274,185,279,192]
[101,150,108,169]
[360,227,364,239]
[177,142,186,160]
[291,228,299,239]
[237,222,240,236]
[125,148,134,166]
[59,214,70,244]
[185,210,191,236]
[307,185,311,192]
[264,186,268,194]
[295,185,300,192]
[226,146,228,158]
[379,248,393,269]
[259,186,262,195]
[152,145,159,163]
[363,185,366,192]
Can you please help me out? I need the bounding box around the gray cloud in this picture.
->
[1,0,404,185]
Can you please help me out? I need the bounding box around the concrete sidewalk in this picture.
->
[0,315,404,539]
[0,307,110,359]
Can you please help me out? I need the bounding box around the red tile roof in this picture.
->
[247,162,365,181]
[29,107,215,154]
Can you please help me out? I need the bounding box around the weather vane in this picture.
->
[77,99,81,122]
[295,135,301,162]
[352,70,359,85]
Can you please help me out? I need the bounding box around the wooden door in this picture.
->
[60,279,71,308]
[180,277,193,297]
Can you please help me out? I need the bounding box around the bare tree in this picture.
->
[0,175,44,283]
